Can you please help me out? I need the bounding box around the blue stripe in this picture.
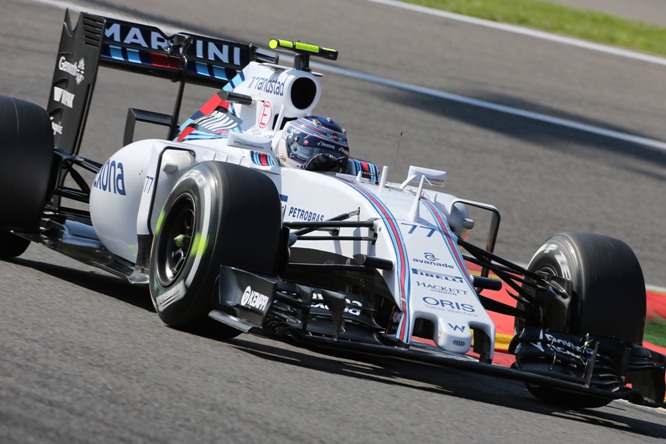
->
[422,199,476,290]
[195,61,209,76]
[211,65,229,80]
[127,48,141,64]
[336,178,411,342]
[109,45,124,61]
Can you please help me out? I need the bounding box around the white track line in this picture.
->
[367,0,666,67]
[312,62,666,153]
[32,0,666,153]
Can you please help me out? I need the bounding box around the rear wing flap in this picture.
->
[47,10,278,154]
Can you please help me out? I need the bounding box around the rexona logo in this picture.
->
[93,160,126,196]
[411,267,464,283]
[241,286,270,312]
[58,56,85,85]
[53,87,75,108]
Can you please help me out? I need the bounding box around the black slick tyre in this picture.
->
[0,96,55,258]
[517,232,646,408]
[149,162,282,332]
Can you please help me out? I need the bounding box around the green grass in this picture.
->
[402,0,666,57]
[645,318,666,348]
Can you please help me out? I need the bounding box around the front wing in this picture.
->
[210,265,666,408]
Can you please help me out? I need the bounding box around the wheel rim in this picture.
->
[156,194,196,286]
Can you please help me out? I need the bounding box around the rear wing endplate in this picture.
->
[47,10,278,155]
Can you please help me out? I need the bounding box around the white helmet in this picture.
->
[276,116,349,169]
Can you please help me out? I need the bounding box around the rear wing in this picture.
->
[47,10,278,155]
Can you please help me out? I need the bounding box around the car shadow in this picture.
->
[11,255,664,438]
[9,256,155,313]
[195,329,666,439]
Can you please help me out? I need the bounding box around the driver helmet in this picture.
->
[276,116,349,169]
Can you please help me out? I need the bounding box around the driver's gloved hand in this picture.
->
[301,153,348,172]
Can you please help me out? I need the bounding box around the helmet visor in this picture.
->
[287,135,348,164]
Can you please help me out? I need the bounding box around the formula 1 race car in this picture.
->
[1,11,664,409]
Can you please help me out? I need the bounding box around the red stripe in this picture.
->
[423,199,474,288]
[200,95,230,115]
[150,53,179,69]
[177,126,195,142]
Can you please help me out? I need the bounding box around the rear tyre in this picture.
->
[517,232,646,408]
[0,96,54,258]
[149,162,282,332]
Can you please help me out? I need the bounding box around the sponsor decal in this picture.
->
[287,206,324,222]
[448,323,466,332]
[412,252,454,269]
[104,23,243,66]
[50,117,63,136]
[240,286,270,312]
[58,56,85,84]
[143,176,155,194]
[401,222,437,238]
[411,267,464,284]
[312,293,362,316]
[316,140,337,150]
[155,281,185,310]
[258,101,272,129]
[415,281,468,296]
[53,86,75,108]
[532,332,593,360]
[93,160,126,195]
[247,76,285,96]
[423,296,476,314]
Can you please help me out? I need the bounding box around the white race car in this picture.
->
[1,11,663,409]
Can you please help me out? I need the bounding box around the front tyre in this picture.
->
[517,232,646,408]
[0,231,31,260]
[149,162,282,331]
